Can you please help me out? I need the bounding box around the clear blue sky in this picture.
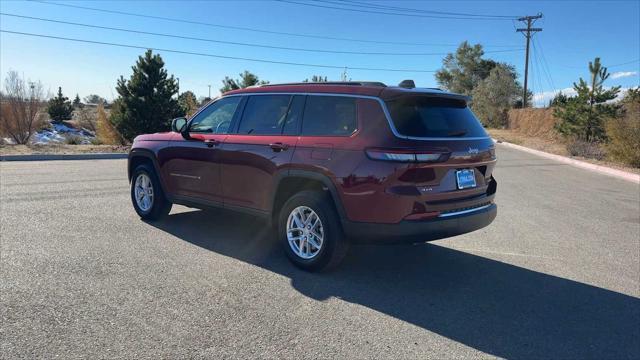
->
[1,0,638,106]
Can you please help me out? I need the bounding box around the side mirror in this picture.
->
[171,117,188,133]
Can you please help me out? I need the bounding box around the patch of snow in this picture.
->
[32,121,95,145]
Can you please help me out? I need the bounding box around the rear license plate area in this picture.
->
[456,169,476,189]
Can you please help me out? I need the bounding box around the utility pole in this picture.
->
[516,13,542,108]
[208,84,211,98]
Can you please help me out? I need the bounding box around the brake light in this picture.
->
[365,148,444,162]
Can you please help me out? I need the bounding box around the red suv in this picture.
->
[128,81,497,271]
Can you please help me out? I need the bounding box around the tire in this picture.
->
[278,190,349,272]
[130,163,172,221]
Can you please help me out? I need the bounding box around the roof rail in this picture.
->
[260,81,387,87]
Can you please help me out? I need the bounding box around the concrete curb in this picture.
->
[0,153,128,161]
[494,140,640,184]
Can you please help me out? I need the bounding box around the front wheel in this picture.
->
[278,191,349,272]
[131,164,172,221]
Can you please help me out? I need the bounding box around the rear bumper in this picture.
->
[342,203,497,244]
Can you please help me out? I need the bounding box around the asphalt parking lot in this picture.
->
[1,145,639,359]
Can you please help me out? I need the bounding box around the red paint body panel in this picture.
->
[220,134,298,211]
[129,83,497,237]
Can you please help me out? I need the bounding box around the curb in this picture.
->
[494,140,640,184]
[0,153,128,161]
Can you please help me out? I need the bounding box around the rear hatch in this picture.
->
[378,93,496,216]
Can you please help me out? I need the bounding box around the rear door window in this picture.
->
[282,95,305,135]
[385,96,488,138]
[301,96,357,136]
[237,95,292,135]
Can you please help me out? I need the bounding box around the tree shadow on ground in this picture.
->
[149,209,640,359]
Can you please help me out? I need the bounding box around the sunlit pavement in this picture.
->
[1,145,638,358]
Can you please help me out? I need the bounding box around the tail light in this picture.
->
[365,148,446,163]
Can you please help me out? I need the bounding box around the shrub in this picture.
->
[65,135,83,145]
[605,90,640,167]
[566,140,606,160]
[96,103,124,145]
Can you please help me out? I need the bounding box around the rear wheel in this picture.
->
[131,164,172,220]
[279,191,349,271]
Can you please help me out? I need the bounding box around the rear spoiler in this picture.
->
[381,87,471,104]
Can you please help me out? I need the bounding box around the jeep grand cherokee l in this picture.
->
[128,81,497,271]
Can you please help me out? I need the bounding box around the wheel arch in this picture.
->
[270,170,347,224]
[128,149,169,195]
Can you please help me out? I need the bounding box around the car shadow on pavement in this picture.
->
[149,209,640,359]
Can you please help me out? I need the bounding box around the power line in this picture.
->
[533,37,557,92]
[0,13,524,56]
[608,58,640,68]
[322,0,520,18]
[530,38,545,106]
[0,29,438,73]
[32,0,518,48]
[277,0,517,20]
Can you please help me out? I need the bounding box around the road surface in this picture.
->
[1,145,639,358]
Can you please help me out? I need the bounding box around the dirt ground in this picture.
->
[488,129,640,174]
[0,144,129,155]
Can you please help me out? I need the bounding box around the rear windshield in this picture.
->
[385,96,488,138]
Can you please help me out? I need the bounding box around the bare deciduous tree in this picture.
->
[0,71,46,144]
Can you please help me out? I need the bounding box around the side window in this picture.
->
[189,96,242,134]
[282,95,305,135]
[238,95,292,135]
[301,96,357,136]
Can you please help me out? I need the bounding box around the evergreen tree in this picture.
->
[178,90,198,117]
[549,91,570,107]
[554,57,621,142]
[47,87,74,122]
[220,71,268,93]
[73,93,83,108]
[110,50,181,140]
[303,75,328,82]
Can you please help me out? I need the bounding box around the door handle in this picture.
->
[204,139,220,148]
[269,142,289,152]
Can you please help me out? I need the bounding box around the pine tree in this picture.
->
[47,87,74,122]
[303,75,328,82]
[73,94,83,108]
[220,71,268,93]
[110,50,181,140]
[554,57,621,142]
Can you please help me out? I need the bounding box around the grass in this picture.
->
[487,128,640,174]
